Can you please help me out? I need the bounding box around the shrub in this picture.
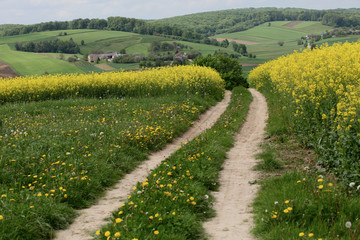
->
[194,54,249,89]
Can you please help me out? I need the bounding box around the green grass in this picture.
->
[254,143,282,171]
[0,92,220,239]
[59,30,136,45]
[253,172,360,240]
[125,42,152,55]
[73,62,104,73]
[106,62,140,70]
[0,44,84,76]
[95,86,253,240]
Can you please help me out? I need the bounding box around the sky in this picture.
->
[1,0,360,25]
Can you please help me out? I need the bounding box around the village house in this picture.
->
[88,52,121,63]
[88,54,99,63]
[173,52,188,61]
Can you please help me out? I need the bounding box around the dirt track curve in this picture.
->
[55,89,267,240]
[55,91,232,240]
[203,89,268,240]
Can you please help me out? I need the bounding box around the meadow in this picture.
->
[0,66,228,239]
[214,21,360,63]
[249,41,360,239]
[0,44,84,76]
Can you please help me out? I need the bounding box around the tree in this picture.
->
[220,39,230,48]
[119,49,126,54]
[278,41,285,46]
[194,54,249,89]
[81,40,85,45]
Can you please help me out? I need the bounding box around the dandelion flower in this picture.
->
[349,182,356,188]
[299,232,305,237]
[318,185,323,189]
[345,221,352,228]
[309,233,314,237]
[154,230,159,235]
[114,232,121,237]
[104,231,111,237]
[96,230,101,235]
[0,215,3,220]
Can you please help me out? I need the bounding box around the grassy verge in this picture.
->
[252,84,360,240]
[94,86,252,240]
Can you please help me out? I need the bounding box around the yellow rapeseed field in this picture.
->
[0,65,224,103]
[249,41,360,180]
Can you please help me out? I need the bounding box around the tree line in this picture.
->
[2,17,203,42]
[154,8,360,35]
[15,38,80,54]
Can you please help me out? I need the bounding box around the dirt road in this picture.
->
[0,61,20,78]
[203,89,268,240]
[55,88,267,240]
[55,91,232,240]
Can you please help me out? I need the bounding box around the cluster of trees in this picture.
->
[15,39,80,54]
[149,41,192,52]
[112,50,201,67]
[231,42,247,55]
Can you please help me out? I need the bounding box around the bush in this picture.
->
[194,54,249,89]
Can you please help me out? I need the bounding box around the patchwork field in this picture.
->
[0,29,238,77]
[214,21,360,64]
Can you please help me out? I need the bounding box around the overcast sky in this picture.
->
[1,0,360,25]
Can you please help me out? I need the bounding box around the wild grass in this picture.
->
[0,93,218,239]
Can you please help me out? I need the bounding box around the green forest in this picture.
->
[2,8,360,40]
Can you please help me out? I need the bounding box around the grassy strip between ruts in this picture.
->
[94,86,252,240]
[252,83,360,240]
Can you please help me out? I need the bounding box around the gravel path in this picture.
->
[203,88,268,240]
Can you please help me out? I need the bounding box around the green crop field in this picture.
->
[214,21,360,64]
[59,30,136,44]
[215,21,331,42]
[0,44,83,76]
[167,40,238,56]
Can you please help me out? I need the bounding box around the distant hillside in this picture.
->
[153,7,360,35]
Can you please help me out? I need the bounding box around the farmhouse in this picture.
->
[88,54,99,63]
[173,52,188,61]
[88,52,122,63]
[305,34,317,40]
